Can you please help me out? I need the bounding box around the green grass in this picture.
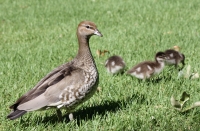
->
[1,0,200,130]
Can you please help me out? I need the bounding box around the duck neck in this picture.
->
[75,34,95,66]
[77,34,92,56]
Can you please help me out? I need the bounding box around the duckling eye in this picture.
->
[86,25,90,29]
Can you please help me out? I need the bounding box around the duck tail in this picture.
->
[7,110,27,120]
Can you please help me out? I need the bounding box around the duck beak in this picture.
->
[94,29,103,37]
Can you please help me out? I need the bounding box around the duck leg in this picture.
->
[56,109,63,121]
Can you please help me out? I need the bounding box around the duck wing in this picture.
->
[7,62,81,119]
[17,66,86,111]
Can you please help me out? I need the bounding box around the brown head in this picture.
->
[77,21,103,39]
[155,52,167,63]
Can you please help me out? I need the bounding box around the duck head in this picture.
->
[155,52,168,63]
[77,21,103,39]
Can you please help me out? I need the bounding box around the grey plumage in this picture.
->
[127,52,167,79]
[164,49,185,69]
[105,55,125,74]
[7,21,103,120]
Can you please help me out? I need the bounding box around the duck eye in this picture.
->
[86,26,90,29]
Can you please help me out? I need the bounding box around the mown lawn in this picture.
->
[0,0,200,130]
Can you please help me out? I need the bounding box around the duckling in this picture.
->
[164,49,185,69]
[7,21,103,121]
[127,52,167,79]
[105,55,126,74]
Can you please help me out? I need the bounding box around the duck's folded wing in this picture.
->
[9,63,76,110]
[17,67,85,111]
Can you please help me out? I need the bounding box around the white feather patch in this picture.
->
[110,65,123,74]
[131,72,145,79]
[136,67,141,72]
[111,61,115,66]
[154,62,165,74]
[147,65,152,70]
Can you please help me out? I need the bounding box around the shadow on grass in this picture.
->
[39,93,146,125]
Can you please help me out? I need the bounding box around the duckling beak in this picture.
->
[94,29,103,37]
